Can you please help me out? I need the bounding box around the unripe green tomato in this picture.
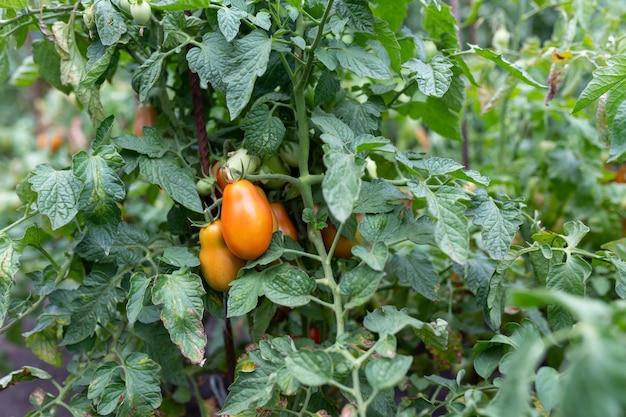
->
[279,141,300,168]
[130,0,151,25]
[423,40,439,62]
[118,0,131,12]
[259,155,289,189]
[225,148,260,181]
[196,178,215,197]
[83,5,96,29]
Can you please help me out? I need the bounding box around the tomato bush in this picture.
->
[1,1,626,417]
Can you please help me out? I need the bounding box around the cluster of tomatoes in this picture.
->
[199,150,299,292]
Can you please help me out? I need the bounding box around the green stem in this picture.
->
[282,248,322,262]
[0,209,38,234]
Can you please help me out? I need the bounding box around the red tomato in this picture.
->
[132,103,157,136]
[199,220,246,292]
[270,202,298,241]
[308,327,321,344]
[221,180,274,260]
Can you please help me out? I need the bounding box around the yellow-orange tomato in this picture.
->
[132,103,157,136]
[221,179,274,260]
[256,187,279,232]
[270,202,298,242]
[199,220,246,292]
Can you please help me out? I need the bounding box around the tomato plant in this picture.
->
[1,1,626,417]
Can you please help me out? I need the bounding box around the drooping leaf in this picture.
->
[227,270,267,317]
[152,269,207,365]
[217,6,247,42]
[187,32,234,92]
[0,366,51,391]
[127,271,151,325]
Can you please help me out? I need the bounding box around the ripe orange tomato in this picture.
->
[199,220,246,292]
[270,202,298,241]
[256,187,279,232]
[221,179,274,260]
[132,103,157,136]
[37,132,64,154]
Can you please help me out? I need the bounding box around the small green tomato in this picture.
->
[130,0,151,25]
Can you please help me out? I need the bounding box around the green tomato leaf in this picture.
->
[151,0,213,10]
[25,328,62,367]
[263,264,316,308]
[610,256,626,299]
[354,181,409,214]
[32,39,71,94]
[409,182,470,264]
[224,30,273,119]
[364,306,448,350]
[131,52,164,103]
[607,100,626,162]
[285,350,333,386]
[61,265,126,346]
[403,56,454,98]
[152,269,206,365]
[51,20,105,124]
[545,256,590,330]
[29,164,84,230]
[365,355,412,391]
[335,0,375,33]
[467,189,524,260]
[535,366,560,412]
[340,263,385,308]
[139,156,203,213]
[323,152,364,223]
[371,0,408,32]
[312,114,356,152]
[334,100,382,135]
[314,70,340,106]
[227,270,267,317]
[187,32,234,92]
[0,0,27,8]
[160,246,200,268]
[217,6,247,42]
[94,1,127,46]
[241,103,286,157]
[352,242,389,272]
[387,252,439,300]
[134,322,188,386]
[573,55,626,113]
[469,44,547,88]
[335,44,393,80]
[0,233,19,328]
[127,271,151,325]
[373,17,401,74]
[220,341,292,415]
